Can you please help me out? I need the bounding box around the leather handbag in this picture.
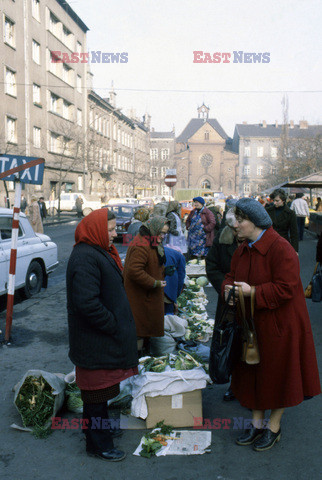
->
[238,286,260,365]
[209,286,242,384]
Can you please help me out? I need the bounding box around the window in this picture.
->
[271,166,277,175]
[77,109,82,126]
[33,127,41,148]
[32,0,40,21]
[6,116,17,143]
[243,183,251,193]
[244,165,250,176]
[49,92,59,113]
[62,137,72,156]
[76,41,82,54]
[0,217,23,240]
[244,146,250,157]
[48,131,60,153]
[49,12,60,37]
[161,166,167,177]
[161,185,170,196]
[161,148,169,160]
[63,25,73,50]
[63,100,72,120]
[62,64,73,85]
[150,167,158,178]
[33,83,41,104]
[257,165,263,176]
[4,17,15,48]
[204,131,209,140]
[150,148,158,160]
[257,146,264,157]
[89,109,94,127]
[5,67,16,96]
[228,180,232,190]
[32,40,40,64]
[271,147,278,158]
[77,75,82,93]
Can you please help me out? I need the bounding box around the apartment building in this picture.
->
[0,0,88,203]
[232,120,322,195]
[149,129,175,197]
[87,90,151,201]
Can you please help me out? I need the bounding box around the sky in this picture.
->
[69,0,321,138]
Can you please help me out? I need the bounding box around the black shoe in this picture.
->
[111,428,123,438]
[223,387,235,402]
[253,428,281,451]
[236,427,264,446]
[86,448,126,461]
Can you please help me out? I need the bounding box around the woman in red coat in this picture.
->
[222,198,320,452]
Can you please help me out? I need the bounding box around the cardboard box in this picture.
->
[145,389,202,428]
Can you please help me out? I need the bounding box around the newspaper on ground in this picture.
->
[133,429,212,456]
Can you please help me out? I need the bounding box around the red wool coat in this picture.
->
[222,227,321,410]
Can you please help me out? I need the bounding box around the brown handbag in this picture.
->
[238,286,260,365]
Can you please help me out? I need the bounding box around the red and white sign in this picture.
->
[164,169,177,188]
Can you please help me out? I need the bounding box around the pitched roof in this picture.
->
[150,131,175,139]
[56,0,89,32]
[235,124,322,139]
[176,119,228,143]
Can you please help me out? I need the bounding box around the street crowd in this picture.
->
[64,192,321,461]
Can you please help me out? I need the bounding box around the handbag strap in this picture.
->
[238,285,256,332]
[217,285,236,327]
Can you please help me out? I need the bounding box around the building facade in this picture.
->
[149,129,176,197]
[0,0,89,204]
[233,120,322,195]
[175,105,239,195]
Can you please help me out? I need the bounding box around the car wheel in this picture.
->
[83,208,92,216]
[23,261,43,298]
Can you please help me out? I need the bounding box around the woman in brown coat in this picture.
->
[28,195,43,234]
[222,198,320,452]
[123,217,169,350]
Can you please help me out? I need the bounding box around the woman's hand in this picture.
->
[234,281,251,296]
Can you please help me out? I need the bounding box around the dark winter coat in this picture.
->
[66,242,138,370]
[186,207,216,247]
[206,226,239,318]
[123,235,165,337]
[222,227,321,410]
[316,234,322,263]
[266,204,298,252]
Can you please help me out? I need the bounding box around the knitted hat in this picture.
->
[193,196,205,205]
[235,198,272,229]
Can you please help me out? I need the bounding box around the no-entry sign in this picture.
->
[164,168,177,188]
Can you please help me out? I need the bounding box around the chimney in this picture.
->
[299,120,308,129]
[290,120,294,129]
[275,120,279,128]
[242,121,247,125]
[262,120,267,128]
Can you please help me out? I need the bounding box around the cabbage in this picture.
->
[188,259,198,265]
[196,276,209,287]
[67,393,83,413]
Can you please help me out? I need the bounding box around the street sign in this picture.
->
[0,155,45,185]
[165,168,177,188]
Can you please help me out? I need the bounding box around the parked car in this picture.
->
[103,204,141,239]
[45,192,102,216]
[107,197,138,205]
[0,208,58,298]
[138,197,155,210]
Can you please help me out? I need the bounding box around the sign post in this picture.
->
[0,155,45,344]
[164,169,177,201]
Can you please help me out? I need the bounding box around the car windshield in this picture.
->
[110,206,134,217]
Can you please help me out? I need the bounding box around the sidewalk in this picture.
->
[0,235,321,480]
[44,212,80,226]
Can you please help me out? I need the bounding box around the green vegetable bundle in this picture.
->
[15,376,55,438]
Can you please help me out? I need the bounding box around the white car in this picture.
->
[0,208,58,298]
[46,192,102,216]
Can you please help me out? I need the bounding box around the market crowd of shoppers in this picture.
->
[65,192,320,460]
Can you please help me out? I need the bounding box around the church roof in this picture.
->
[176,118,228,143]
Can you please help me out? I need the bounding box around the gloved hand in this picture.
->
[164,265,176,277]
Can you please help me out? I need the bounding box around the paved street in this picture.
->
[0,225,321,480]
